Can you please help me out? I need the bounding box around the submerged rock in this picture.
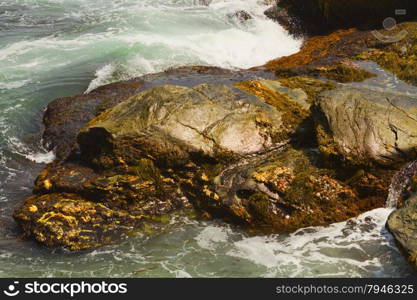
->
[315,87,417,166]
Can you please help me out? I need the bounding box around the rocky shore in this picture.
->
[12,0,417,271]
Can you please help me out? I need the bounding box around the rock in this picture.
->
[14,74,395,250]
[43,79,145,161]
[228,11,252,23]
[15,76,348,249]
[263,5,280,22]
[315,87,417,166]
[256,26,378,84]
[42,66,273,162]
[358,23,417,87]
[13,154,191,250]
[387,193,417,270]
[14,193,143,250]
[14,82,292,249]
[234,77,333,145]
[263,4,303,36]
[78,84,287,166]
[258,18,417,89]
[276,0,417,35]
[187,147,369,232]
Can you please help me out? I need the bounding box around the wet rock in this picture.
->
[263,3,303,37]
[276,0,417,36]
[263,4,281,22]
[78,83,287,166]
[14,81,295,249]
[315,87,417,166]
[256,27,378,84]
[43,79,145,161]
[187,147,364,232]
[14,159,191,250]
[387,193,417,270]
[14,72,398,250]
[228,11,252,23]
[15,76,356,249]
[14,193,143,250]
[358,23,417,87]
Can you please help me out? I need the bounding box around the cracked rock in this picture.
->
[78,84,286,166]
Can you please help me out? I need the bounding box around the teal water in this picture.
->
[0,0,414,277]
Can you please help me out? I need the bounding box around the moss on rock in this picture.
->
[13,193,143,250]
[314,87,417,167]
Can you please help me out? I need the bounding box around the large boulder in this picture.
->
[315,87,417,166]
[14,81,298,249]
[42,66,273,162]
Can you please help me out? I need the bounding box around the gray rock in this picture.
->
[317,87,417,166]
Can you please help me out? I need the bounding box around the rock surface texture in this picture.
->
[316,88,417,166]
[387,192,417,270]
[11,1,417,277]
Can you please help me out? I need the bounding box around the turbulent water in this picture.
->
[0,0,414,277]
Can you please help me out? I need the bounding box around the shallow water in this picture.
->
[0,0,414,277]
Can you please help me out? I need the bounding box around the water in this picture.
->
[0,0,414,277]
